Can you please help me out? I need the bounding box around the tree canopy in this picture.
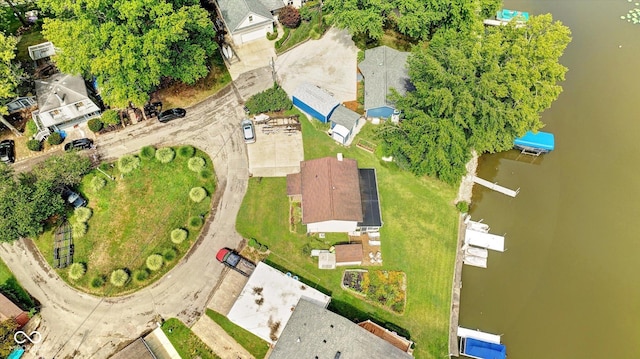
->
[324,0,501,41]
[39,0,217,108]
[380,15,571,183]
[0,32,18,116]
[0,152,91,242]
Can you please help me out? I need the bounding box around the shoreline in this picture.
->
[448,150,478,357]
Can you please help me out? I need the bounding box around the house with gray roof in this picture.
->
[32,72,101,131]
[215,0,284,44]
[269,298,414,359]
[358,46,413,119]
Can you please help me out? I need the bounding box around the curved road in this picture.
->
[0,67,273,359]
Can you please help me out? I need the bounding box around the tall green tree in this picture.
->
[380,15,571,183]
[0,32,22,136]
[0,318,18,358]
[39,0,217,108]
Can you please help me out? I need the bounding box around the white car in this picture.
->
[241,119,255,144]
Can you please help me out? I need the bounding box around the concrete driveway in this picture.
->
[275,27,358,103]
[0,68,273,359]
[227,38,277,81]
[247,122,303,177]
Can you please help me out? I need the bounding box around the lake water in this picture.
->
[460,0,640,358]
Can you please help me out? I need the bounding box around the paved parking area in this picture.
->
[246,123,303,177]
[275,27,358,103]
[208,269,250,316]
[227,38,277,81]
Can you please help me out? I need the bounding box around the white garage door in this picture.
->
[241,28,266,44]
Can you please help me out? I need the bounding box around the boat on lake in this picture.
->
[497,9,530,22]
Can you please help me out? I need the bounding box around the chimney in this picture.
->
[337,153,343,161]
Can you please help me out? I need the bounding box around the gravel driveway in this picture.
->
[275,27,358,103]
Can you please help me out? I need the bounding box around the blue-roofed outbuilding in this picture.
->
[292,83,340,123]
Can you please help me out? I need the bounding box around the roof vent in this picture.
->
[296,337,301,343]
[54,91,66,105]
[337,153,343,161]
[335,352,342,359]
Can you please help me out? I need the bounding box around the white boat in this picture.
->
[222,45,233,59]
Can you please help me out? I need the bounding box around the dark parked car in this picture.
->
[158,108,186,123]
[64,138,94,152]
[0,139,15,163]
[61,187,87,208]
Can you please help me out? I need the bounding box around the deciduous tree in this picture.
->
[0,32,22,135]
[40,0,217,108]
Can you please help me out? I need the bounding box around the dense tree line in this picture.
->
[39,0,218,108]
[379,15,571,183]
[0,152,91,242]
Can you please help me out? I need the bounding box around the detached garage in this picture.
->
[292,82,339,123]
[329,105,362,145]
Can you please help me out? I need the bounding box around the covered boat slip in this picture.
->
[465,229,505,252]
[497,8,530,22]
[460,338,506,359]
[514,131,555,154]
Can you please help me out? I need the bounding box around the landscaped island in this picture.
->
[34,145,216,296]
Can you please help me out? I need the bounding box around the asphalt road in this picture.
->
[0,67,273,359]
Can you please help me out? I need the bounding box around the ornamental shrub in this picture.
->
[47,132,63,145]
[117,155,141,173]
[74,207,92,223]
[456,201,470,213]
[189,187,207,203]
[25,120,38,137]
[88,118,103,132]
[101,110,121,126]
[26,139,42,151]
[110,269,129,287]
[68,263,86,280]
[198,169,213,180]
[91,176,107,191]
[90,276,105,288]
[266,29,278,41]
[163,248,177,262]
[171,228,188,244]
[140,145,156,160]
[177,145,195,158]
[299,4,315,21]
[146,254,164,271]
[189,216,203,229]
[155,147,175,163]
[245,85,292,114]
[72,222,87,238]
[188,157,206,172]
[279,5,301,28]
[133,269,149,282]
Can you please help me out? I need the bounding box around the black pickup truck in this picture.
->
[216,248,256,277]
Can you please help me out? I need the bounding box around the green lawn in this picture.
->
[236,113,458,359]
[15,30,46,62]
[0,258,12,285]
[206,309,270,359]
[161,318,220,359]
[0,258,35,311]
[276,7,327,54]
[33,147,216,296]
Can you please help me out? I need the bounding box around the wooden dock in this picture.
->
[472,176,519,197]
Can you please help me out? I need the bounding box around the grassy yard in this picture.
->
[236,113,459,359]
[206,309,270,359]
[0,258,35,310]
[276,6,327,54]
[154,51,231,109]
[161,318,220,359]
[33,147,216,296]
[16,30,46,62]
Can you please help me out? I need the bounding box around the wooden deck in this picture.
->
[348,233,383,266]
[472,176,519,197]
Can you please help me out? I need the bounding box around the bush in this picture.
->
[199,169,213,180]
[188,157,206,172]
[91,176,107,191]
[189,216,203,229]
[88,118,104,132]
[74,207,92,222]
[275,27,290,49]
[279,5,301,28]
[456,201,469,213]
[140,145,156,160]
[110,269,130,287]
[245,85,292,114]
[266,29,278,40]
[146,254,164,271]
[171,228,188,244]
[72,222,87,238]
[189,187,207,203]
[101,109,121,126]
[155,147,175,163]
[90,276,105,288]
[117,155,141,173]
[133,269,149,282]
[163,248,177,262]
[68,263,86,280]
[299,4,315,21]
[26,139,42,151]
[177,145,195,158]
[25,120,38,137]
[47,132,63,145]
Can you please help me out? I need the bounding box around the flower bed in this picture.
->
[342,269,406,314]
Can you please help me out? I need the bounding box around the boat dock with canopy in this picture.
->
[514,131,555,155]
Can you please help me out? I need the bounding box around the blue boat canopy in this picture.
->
[463,338,506,359]
[8,348,25,359]
[497,9,530,22]
[514,131,555,152]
